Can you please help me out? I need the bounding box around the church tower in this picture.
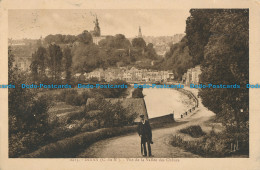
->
[93,16,101,37]
[138,26,142,38]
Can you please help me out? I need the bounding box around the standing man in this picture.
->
[137,114,153,157]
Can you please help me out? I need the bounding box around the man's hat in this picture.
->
[140,114,144,118]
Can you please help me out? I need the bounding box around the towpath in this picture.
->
[77,99,215,158]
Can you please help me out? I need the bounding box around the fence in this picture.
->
[176,88,199,119]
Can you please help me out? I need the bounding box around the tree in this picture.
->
[132,37,146,49]
[99,34,130,49]
[114,34,131,49]
[47,44,63,82]
[30,46,48,83]
[63,47,72,83]
[144,43,158,60]
[77,30,93,45]
[186,9,213,65]
[186,9,249,132]
[72,43,102,73]
[44,34,77,44]
[8,46,15,81]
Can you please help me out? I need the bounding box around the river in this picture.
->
[143,88,193,119]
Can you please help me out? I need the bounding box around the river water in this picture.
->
[143,88,193,119]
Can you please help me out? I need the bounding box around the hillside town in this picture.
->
[9,16,195,84]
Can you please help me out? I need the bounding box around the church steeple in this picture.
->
[138,26,142,38]
[93,16,101,37]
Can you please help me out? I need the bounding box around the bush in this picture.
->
[132,88,144,98]
[21,125,139,158]
[49,122,84,141]
[86,99,138,128]
[8,94,52,157]
[9,131,47,158]
[171,128,249,157]
[9,73,52,157]
[57,89,89,106]
[86,110,103,119]
[91,79,129,98]
[65,110,85,123]
[179,125,206,138]
[81,119,99,132]
[171,134,228,157]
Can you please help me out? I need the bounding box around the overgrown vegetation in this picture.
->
[56,89,89,106]
[172,127,249,157]
[85,99,138,128]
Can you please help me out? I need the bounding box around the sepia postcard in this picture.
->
[0,0,260,169]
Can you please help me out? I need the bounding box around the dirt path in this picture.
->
[77,100,215,158]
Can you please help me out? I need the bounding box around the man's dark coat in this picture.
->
[137,120,152,142]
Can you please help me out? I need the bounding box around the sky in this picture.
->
[8,9,190,39]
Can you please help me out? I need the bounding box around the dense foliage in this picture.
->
[185,9,249,153]
[187,9,249,126]
[72,34,159,73]
[41,32,159,76]
[186,9,213,66]
[57,89,89,106]
[9,47,52,157]
[31,44,64,84]
[86,99,138,128]
[63,47,73,83]
[45,34,78,44]
[77,30,93,45]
